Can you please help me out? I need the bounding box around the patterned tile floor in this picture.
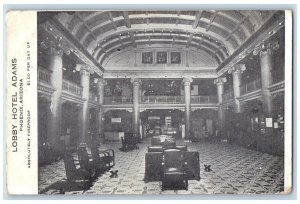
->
[39,139,284,195]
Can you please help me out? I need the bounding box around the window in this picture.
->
[157,52,167,64]
[142,52,153,64]
[171,52,181,64]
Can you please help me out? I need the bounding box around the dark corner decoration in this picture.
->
[142,52,153,64]
[171,52,181,64]
[157,52,167,64]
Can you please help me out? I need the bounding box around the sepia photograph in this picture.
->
[5,8,293,197]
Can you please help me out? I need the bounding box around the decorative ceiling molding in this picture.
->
[103,69,218,79]
[217,11,284,76]
[40,18,105,76]
[38,10,281,77]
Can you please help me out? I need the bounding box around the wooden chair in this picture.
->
[90,143,108,173]
[77,145,96,178]
[62,150,93,183]
[99,148,115,170]
[162,149,188,191]
[89,142,115,173]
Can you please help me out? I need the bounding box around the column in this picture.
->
[47,47,64,153]
[253,41,279,116]
[260,50,273,115]
[97,77,106,144]
[183,77,193,140]
[253,41,279,154]
[214,77,227,132]
[258,46,278,116]
[78,65,92,145]
[131,78,142,135]
[228,64,246,113]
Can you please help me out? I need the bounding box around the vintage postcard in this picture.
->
[6,9,292,195]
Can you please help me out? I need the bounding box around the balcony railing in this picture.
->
[191,95,218,104]
[240,79,262,95]
[104,96,133,105]
[104,95,218,105]
[141,95,184,104]
[62,80,83,97]
[223,91,234,101]
[38,68,51,84]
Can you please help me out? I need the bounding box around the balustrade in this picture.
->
[103,95,217,105]
[62,80,83,97]
[190,95,218,104]
[38,68,51,84]
[104,96,133,105]
[240,79,262,95]
[141,95,184,104]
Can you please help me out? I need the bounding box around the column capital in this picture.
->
[130,78,142,86]
[41,36,71,56]
[228,64,246,74]
[253,40,280,56]
[48,46,64,57]
[214,77,227,86]
[76,64,94,75]
[182,77,193,86]
[96,77,107,86]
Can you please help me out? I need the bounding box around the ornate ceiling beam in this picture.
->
[79,11,104,21]
[101,32,228,58]
[108,11,117,30]
[97,35,225,63]
[225,15,249,42]
[129,32,137,48]
[148,36,151,46]
[186,33,194,48]
[75,13,97,42]
[91,27,232,56]
[43,18,105,75]
[98,39,222,65]
[217,11,284,76]
[172,36,176,46]
[123,11,131,28]
[206,11,218,32]
[103,69,218,79]
[96,36,227,64]
[80,20,235,53]
[96,31,227,51]
[193,10,203,29]
[118,35,123,46]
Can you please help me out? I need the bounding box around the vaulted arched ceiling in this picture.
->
[48,10,276,69]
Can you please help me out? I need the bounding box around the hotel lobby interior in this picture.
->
[37,10,286,195]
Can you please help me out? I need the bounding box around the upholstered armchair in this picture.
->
[144,152,163,181]
[162,149,188,190]
[148,135,187,152]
